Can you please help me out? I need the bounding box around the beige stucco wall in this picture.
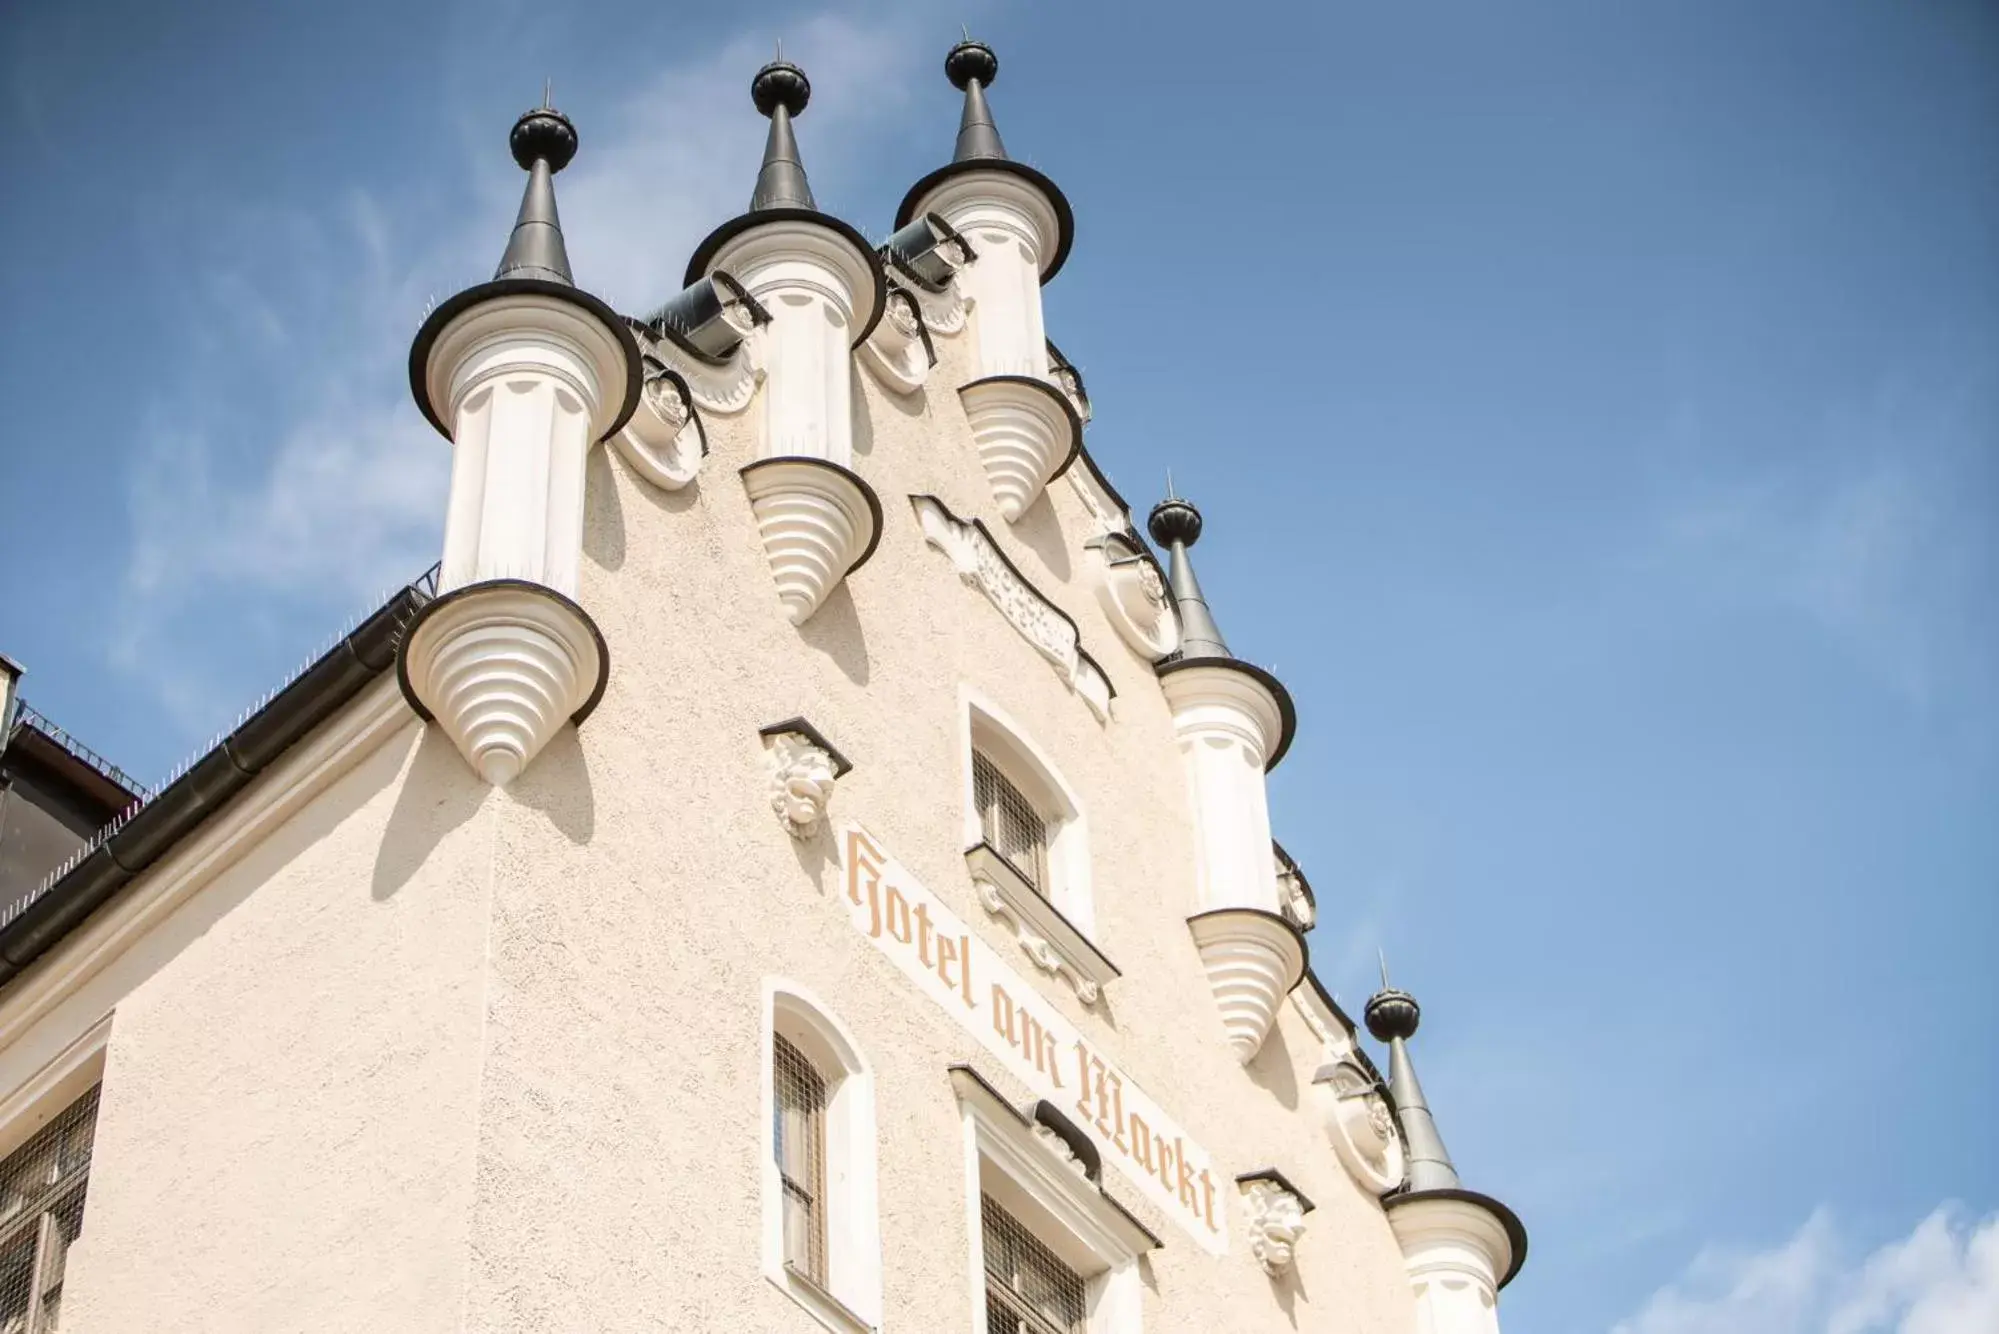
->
[2,294,1417,1332]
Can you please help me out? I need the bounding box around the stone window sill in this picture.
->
[965,842,1120,1005]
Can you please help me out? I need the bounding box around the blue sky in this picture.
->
[3,0,1995,1328]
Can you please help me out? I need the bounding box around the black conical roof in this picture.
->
[895,38,1075,282]
[1148,493,1299,768]
[408,99,642,445]
[748,60,816,211]
[494,105,578,284]
[681,56,886,346]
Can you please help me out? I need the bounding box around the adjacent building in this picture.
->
[0,41,1525,1332]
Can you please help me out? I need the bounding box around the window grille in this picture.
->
[0,1086,99,1334]
[772,1034,828,1286]
[973,751,1050,896]
[981,1195,1088,1334]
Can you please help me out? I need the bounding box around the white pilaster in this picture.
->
[424,294,632,597]
[909,170,1059,381]
[704,219,876,466]
[1388,1196,1515,1334]
[1158,663,1286,916]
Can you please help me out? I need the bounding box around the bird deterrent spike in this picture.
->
[1165,467,1176,501]
[1378,947,1391,991]
[543,78,552,109]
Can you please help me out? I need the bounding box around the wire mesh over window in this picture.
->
[0,1085,100,1334]
[772,1034,829,1287]
[982,1195,1088,1334]
[973,751,1050,896]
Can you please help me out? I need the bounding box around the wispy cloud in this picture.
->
[1651,365,1997,718]
[113,10,929,750]
[1614,1207,1999,1334]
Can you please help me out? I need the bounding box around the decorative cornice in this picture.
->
[965,842,1119,1005]
[631,319,762,416]
[1273,841,1316,931]
[910,495,1113,721]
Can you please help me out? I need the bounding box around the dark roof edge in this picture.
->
[0,569,437,989]
[1297,967,1386,1089]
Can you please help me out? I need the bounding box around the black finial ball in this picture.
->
[946,38,999,90]
[510,105,578,172]
[1364,988,1422,1044]
[1147,496,1203,549]
[751,59,812,118]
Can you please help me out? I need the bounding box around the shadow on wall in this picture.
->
[584,441,705,575]
[115,718,419,991]
[797,581,871,686]
[508,725,595,846]
[1008,493,1072,582]
[372,727,491,901]
[1244,1009,1300,1112]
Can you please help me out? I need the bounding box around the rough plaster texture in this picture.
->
[2,306,1423,1332]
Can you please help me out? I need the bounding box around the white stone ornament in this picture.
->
[911,495,1112,720]
[958,375,1080,522]
[740,458,881,625]
[1187,908,1306,1064]
[763,732,839,838]
[1238,1175,1312,1277]
[1084,531,1180,662]
[1031,1123,1093,1178]
[1316,1057,1407,1197]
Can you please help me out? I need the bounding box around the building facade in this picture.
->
[0,42,1524,1333]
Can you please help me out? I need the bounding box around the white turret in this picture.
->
[1147,496,1304,1064]
[399,101,639,787]
[682,58,885,625]
[1366,979,1528,1334]
[896,40,1080,522]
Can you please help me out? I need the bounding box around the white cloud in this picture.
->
[1614,1207,1999,1334]
[115,9,930,743]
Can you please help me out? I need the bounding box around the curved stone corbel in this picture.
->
[1187,908,1307,1064]
[859,288,935,395]
[633,319,764,417]
[741,458,883,625]
[613,362,707,490]
[397,579,609,787]
[971,874,1101,1004]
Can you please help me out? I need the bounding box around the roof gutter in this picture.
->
[0,571,435,989]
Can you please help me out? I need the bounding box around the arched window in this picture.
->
[960,692,1119,1005]
[762,984,880,1332]
[960,693,1093,934]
